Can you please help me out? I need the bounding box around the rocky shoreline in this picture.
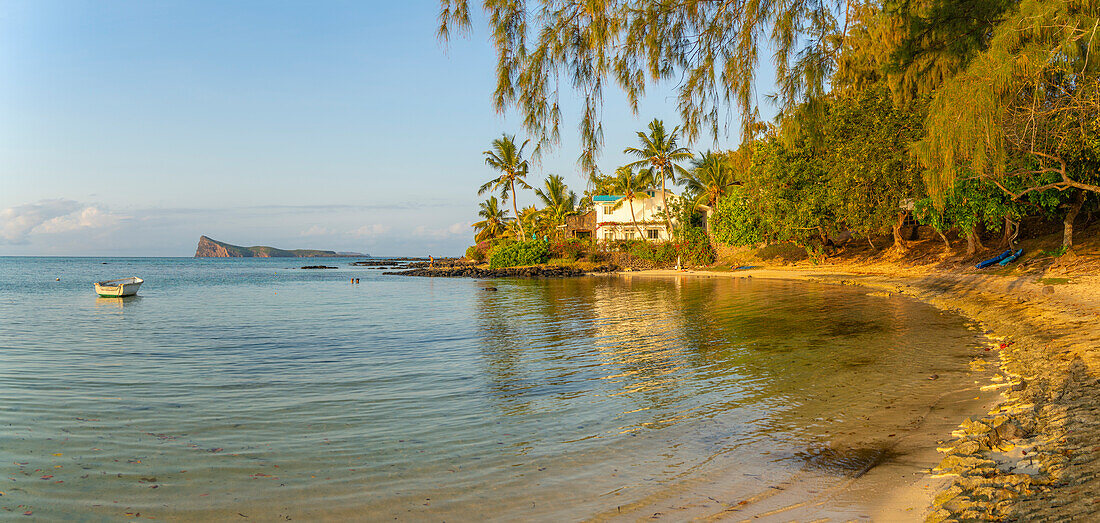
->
[383,264,619,278]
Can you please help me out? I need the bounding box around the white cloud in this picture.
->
[350,224,390,237]
[300,225,334,236]
[413,222,470,239]
[0,199,124,244]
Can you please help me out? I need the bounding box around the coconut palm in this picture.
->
[609,166,656,239]
[480,133,532,240]
[472,196,510,243]
[517,205,545,240]
[683,151,741,208]
[624,119,693,232]
[534,174,578,240]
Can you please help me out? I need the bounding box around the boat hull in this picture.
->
[94,277,143,297]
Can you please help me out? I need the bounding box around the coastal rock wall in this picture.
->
[384,264,619,278]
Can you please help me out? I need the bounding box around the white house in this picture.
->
[593,189,679,242]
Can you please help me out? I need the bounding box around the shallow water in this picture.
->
[0,258,990,520]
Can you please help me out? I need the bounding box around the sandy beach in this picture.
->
[616,264,1100,521]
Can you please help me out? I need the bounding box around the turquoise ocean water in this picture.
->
[0,257,989,520]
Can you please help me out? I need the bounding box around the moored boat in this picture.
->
[94,277,144,297]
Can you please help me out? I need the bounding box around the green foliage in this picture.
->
[629,241,678,265]
[710,188,764,246]
[480,134,533,240]
[914,178,1018,234]
[472,196,511,243]
[488,241,551,268]
[550,238,589,261]
[440,1,849,174]
[534,174,578,238]
[682,150,740,208]
[915,0,1100,205]
[465,241,494,263]
[822,84,925,240]
[675,227,715,266]
[1040,246,1070,258]
[746,135,832,247]
[465,245,482,262]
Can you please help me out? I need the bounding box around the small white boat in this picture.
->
[94,277,144,297]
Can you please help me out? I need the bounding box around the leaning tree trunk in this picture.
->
[936,229,951,250]
[1063,190,1085,249]
[660,166,673,235]
[510,180,524,241]
[628,199,646,238]
[891,212,909,251]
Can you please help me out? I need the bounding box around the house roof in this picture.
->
[593,195,623,202]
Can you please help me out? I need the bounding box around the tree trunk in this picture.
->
[999,216,1015,248]
[936,229,951,250]
[660,168,672,234]
[891,212,909,251]
[628,198,645,238]
[965,227,984,255]
[510,180,524,241]
[1063,190,1085,249]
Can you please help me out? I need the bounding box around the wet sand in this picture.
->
[617,266,1100,521]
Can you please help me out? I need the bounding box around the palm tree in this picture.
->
[534,174,578,240]
[517,205,544,240]
[472,196,510,243]
[609,166,656,239]
[624,119,693,232]
[480,133,532,240]
[683,151,740,208]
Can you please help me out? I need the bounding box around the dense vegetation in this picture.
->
[455,0,1099,261]
[488,241,550,269]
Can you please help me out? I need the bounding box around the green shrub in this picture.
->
[710,189,764,246]
[551,238,589,260]
[488,241,551,268]
[614,239,644,252]
[629,241,677,265]
[465,245,485,262]
[676,227,715,266]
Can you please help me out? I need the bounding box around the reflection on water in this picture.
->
[0,258,991,520]
[93,295,142,312]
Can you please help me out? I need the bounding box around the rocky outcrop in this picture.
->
[194,236,365,258]
[383,264,619,278]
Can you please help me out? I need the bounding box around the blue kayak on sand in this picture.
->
[997,249,1024,267]
[976,249,1013,269]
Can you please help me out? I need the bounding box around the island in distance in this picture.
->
[194,235,367,258]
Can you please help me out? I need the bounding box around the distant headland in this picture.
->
[194,235,366,258]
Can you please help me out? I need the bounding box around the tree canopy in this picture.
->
[440,0,853,173]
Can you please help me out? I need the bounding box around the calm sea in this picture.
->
[0,257,990,520]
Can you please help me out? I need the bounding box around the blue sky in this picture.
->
[1,1,767,256]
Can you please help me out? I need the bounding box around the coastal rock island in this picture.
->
[194,235,365,258]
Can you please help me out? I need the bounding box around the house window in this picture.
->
[602,205,614,214]
[604,232,615,241]
[624,231,635,240]
[647,229,659,240]
[646,190,655,197]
